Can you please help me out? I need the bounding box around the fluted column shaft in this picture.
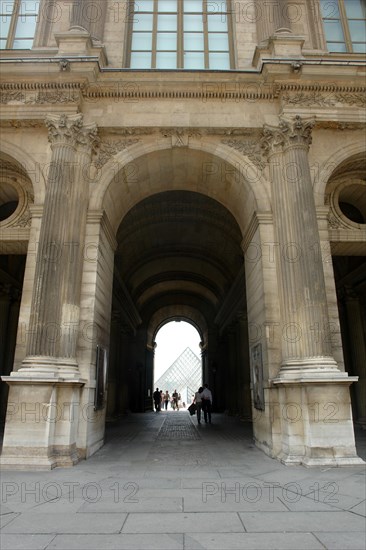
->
[262,116,337,374]
[24,114,98,373]
[255,0,291,43]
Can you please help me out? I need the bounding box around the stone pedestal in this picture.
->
[0,376,85,469]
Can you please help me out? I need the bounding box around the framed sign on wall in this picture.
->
[94,345,108,411]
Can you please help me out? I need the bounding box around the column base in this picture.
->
[19,356,81,378]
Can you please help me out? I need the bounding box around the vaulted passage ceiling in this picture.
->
[113,190,244,328]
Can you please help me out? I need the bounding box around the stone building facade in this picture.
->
[0,0,365,469]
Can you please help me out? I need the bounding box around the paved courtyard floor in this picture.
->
[1,411,365,550]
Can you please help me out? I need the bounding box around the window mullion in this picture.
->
[178,0,183,68]
[152,0,158,68]
[203,0,209,69]
[339,0,352,52]
[6,0,20,48]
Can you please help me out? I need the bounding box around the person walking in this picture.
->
[172,389,179,410]
[163,390,170,410]
[153,387,161,412]
[201,383,213,424]
[194,386,204,424]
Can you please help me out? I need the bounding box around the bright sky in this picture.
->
[154,321,201,382]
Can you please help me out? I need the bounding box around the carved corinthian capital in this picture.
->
[45,113,84,148]
[261,115,315,157]
[45,113,99,153]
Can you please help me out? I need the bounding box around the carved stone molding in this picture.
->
[221,138,265,169]
[160,128,201,148]
[282,91,366,108]
[0,83,82,105]
[261,115,315,157]
[92,138,140,168]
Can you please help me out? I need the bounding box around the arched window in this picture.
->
[320,0,366,53]
[127,0,234,69]
[0,0,40,49]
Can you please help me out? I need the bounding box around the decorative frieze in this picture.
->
[282,91,366,108]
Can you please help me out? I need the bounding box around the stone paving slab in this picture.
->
[314,531,366,550]
[121,512,245,533]
[1,512,127,534]
[0,534,56,550]
[45,533,184,550]
[183,532,325,550]
[78,496,183,513]
[239,510,366,532]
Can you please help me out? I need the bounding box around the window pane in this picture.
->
[157,32,177,49]
[130,51,152,68]
[184,32,204,50]
[320,0,340,19]
[345,0,366,18]
[0,0,15,14]
[323,20,345,41]
[158,14,177,30]
[0,15,11,37]
[184,51,204,69]
[15,16,37,38]
[352,42,366,52]
[13,38,33,48]
[207,1,226,15]
[132,32,153,50]
[208,33,229,51]
[207,14,227,32]
[0,38,7,48]
[158,0,177,12]
[133,13,153,31]
[348,20,366,42]
[19,1,39,15]
[156,51,177,68]
[184,0,203,12]
[209,51,230,69]
[327,41,347,52]
[135,0,154,11]
[184,14,203,31]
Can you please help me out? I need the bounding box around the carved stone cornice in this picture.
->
[261,115,315,157]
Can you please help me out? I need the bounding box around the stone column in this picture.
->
[343,287,366,428]
[260,116,362,466]
[261,116,339,377]
[255,0,291,43]
[21,114,97,376]
[0,114,97,469]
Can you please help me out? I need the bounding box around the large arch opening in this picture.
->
[154,320,202,410]
[106,188,252,421]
